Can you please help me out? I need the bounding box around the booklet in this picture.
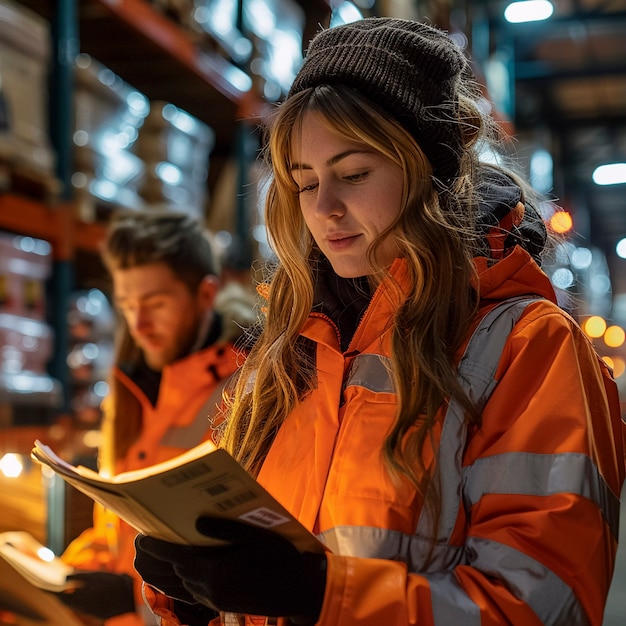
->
[0,531,73,593]
[31,439,324,555]
[0,532,83,626]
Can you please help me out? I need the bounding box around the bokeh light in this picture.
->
[0,453,24,478]
[550,210,573,234]
[604,325,626,348]
[612,357,625,378]
[583,316,607,338]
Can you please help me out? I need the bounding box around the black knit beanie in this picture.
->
[288,18,469,181]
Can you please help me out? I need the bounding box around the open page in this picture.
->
[0,532,73,593]
[32,438,220,483]
[31,440,324,555]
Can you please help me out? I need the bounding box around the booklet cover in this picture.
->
[31,439,324,555]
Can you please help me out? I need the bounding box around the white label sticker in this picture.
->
[238,507,290,528]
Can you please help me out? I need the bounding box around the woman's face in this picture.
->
[290,111,405,278]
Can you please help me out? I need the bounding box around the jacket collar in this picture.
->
[474,245,557,304]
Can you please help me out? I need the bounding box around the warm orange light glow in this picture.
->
[583,316,607,338]
[612,357,625,378]
[550,210,573,234]
[604,325,626,348]
[0,453,23,478]
[603,356,614,369]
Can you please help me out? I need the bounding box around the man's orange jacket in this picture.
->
[62,340,240,626]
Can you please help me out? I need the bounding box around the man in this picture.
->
[57,211,254,626]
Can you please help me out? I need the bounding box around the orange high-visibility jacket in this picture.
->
[148,247,626,626]
[62,340,240,626]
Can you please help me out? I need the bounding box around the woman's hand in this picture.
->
[55,571,135,620]
[134,517,326,623]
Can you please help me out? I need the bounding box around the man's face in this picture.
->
[112,262,216,370]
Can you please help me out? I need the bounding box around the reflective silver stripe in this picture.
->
[416,296,541,542]
[160,378,228,448]
[318,525,589,626]
[465,536,590,626]
[318,525,465,573]
[428,573,481,626]
[222,612,242,625]
[344,353,394,393]
[463,451,621,540]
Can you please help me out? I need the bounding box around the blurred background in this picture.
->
[0,1,624,623]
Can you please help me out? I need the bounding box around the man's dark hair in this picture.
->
[102,211,218,291]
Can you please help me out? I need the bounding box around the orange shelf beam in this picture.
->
[0,194,63,247]
[96,0,252,103]
[0,194,105,260]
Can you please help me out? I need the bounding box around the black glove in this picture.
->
[133,539,218,626]
[476,163,547,264]
[134,517,327,623]
[133,540,197,604]
[56,571,136,620]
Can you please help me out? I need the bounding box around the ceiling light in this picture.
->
[592,163,626,186]
[504,1,554,24]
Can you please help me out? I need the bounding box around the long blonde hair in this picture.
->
[221,83,490,494]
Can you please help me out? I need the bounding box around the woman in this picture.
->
[134,18,625,626]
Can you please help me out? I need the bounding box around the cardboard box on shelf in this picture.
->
[133,101,215,175]
[74,53,150,143]
[0,313,54,376]
[0,0,55,178]
[72,53,150,220]
[0,231,51,321]
[134,101,215,218]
